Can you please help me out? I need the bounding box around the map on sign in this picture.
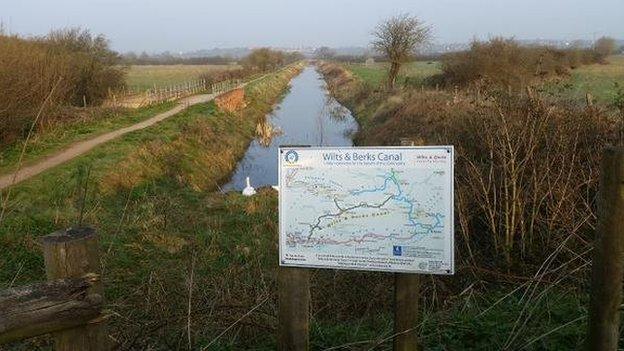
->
[278,146,454,274]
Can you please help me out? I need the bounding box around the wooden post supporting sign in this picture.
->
[278,266,310,351]
[394,273,422,351]
[394,138,423,351]
[276,142,448,351]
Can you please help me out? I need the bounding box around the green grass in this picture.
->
[542,55,624,104]
[344,56,624,106]
[548,55,624,104]
[0,102,219,243]
[344,61,442,88]
[309,288,590,350]
[125,64,241,91]
[420,289,589,350]
[0,101,177,175]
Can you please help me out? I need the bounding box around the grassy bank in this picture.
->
[317,61,619,349]
[319,60,614,268]
[0,63,304,349]
[0,102,176,175]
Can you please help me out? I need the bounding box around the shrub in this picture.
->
[198,50,303,87]
[0,35,62,144]
[240,48,302,73]
[436,38,601,90]
[0,29,125,145]
[45,28,125,106]
[593,36,617,61]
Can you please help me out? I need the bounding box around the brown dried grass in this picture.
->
[320,61,618,273]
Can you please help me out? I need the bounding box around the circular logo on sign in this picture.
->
[284,150,299,164]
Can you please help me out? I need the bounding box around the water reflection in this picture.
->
[222,66,359,191]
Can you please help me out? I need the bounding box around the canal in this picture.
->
[222,66,359,191]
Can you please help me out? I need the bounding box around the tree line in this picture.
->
[435,37,618,89]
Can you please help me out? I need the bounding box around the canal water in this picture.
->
[222,66,358,191]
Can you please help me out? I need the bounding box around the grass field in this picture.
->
[548,55,624,103]
[125,64,241,91]
[344,61,442,88]
[344,56,624,105]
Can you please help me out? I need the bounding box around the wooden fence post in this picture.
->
[587,147,624,351]
[586,93,594,108]
[42,227,109,351]
[278,266,310,351]
[394,274,421,351]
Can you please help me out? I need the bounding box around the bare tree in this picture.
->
[372,14,431,90]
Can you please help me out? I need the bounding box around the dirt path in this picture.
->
[0,66,290,191]
[0,92,220,190]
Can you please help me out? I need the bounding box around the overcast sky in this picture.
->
[2,0,622,52]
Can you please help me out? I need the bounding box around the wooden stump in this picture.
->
[42,227,109,351]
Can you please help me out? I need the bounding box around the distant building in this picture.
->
[365,57,375,66]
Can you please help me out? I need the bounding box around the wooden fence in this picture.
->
[145,79,207,105]
[106,78,242,108]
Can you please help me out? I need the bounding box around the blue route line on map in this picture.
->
[350,170,443,234]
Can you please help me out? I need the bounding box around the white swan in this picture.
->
[242,176,256,196]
